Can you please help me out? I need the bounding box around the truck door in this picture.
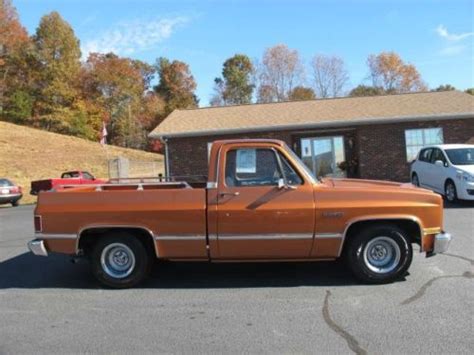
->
[213,143,315,259]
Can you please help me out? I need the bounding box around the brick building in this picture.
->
[149,91,474,182]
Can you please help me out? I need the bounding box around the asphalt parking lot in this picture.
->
[0,204,473,354]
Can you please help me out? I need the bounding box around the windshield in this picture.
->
[0,179,13,186]
[445,148,474,166]
[283,143,317,183]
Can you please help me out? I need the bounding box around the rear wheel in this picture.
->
[445,180,458,203]
[411,173,419,187]
[11,201,19,207]
[90,233,152,288]
[345,224,413,284]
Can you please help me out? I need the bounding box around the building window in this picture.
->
[405,128,444,162]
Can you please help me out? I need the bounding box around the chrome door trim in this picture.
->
[214,233,314,241]
[315,233,342,239]
[155,235,207,241]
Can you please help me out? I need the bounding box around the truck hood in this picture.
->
[321,177,427,192]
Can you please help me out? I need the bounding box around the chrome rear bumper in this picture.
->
[433,232,452,254]
[28,239,48,257]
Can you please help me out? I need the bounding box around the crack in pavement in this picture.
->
[401,271,474,305]
[441,253,474,266]
[322,290,367,355]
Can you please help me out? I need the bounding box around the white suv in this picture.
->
[410,144,474,202]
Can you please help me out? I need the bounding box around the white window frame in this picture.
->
[405,127,444,162]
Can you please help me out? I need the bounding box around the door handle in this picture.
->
[220,191,240,196]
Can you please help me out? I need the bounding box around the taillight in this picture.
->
[34,215,42,233]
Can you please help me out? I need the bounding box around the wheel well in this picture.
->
[342,219,421,255]
[78,227,157,257]
[445,178,455,188]
[412,172,418,178]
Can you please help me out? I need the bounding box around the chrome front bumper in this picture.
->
[433,232,452,254]
[27,239,48,257]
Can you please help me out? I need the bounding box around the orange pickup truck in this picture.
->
[28,139,451,288]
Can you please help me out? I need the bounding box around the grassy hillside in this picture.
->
[0,121,164,204]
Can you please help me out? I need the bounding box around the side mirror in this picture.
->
[277,178,296,190]
[278,178,285,189]
[434,160,444,167]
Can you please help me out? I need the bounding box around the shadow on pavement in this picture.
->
[0,252,374,289]
[443,200,474,209]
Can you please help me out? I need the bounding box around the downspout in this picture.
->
[163,137,170,178]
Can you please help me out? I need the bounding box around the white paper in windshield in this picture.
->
[236,149,256,173]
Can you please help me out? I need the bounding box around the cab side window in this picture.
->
[279,154,303,185]
[430,149,447,165]
[225,148,282,187]
[419,148,433,163]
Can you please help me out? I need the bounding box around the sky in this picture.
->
[15,0,474,106]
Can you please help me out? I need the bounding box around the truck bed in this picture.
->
[36,182,208,258]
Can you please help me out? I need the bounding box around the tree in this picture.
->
[0,0,32,120]
[32,12,82,131]
[211,54,254,106]
[311,55,349,98]
[349,85,385,97]
[210,77,225,106]
[81,52,160,148]
[367,52,426,93]
[465,88,474,95]
[256,44,304,103]
[154,57,198,115]
[431,84,456,92]
[288,86,316,101]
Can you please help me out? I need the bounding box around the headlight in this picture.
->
[456,171,474,182]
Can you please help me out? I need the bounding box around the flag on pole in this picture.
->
[100,122,108,145]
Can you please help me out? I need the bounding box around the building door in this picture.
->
[301,136,346,178]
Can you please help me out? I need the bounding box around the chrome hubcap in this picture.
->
[100,243,136,279]
[363,236,401,274]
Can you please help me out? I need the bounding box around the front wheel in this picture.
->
[90,233,152,288]
[345,224,413,284]
[445,180,458,203]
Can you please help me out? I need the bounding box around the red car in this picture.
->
[30,171,106,195]
[0,178,23,207]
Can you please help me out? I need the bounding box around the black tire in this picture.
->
[345,224,413,284]
[444,180,458,203]
[11,201,19,207]
[90,233,152,288]
[411,173,419,187]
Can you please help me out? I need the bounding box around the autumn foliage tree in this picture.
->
[367,52,426,93]
[0,0,32,122]
[257,44,304,103]
[81,53,163,148]
[32,11,82,132]
[154,57,198,116]
[288,86,316,101]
